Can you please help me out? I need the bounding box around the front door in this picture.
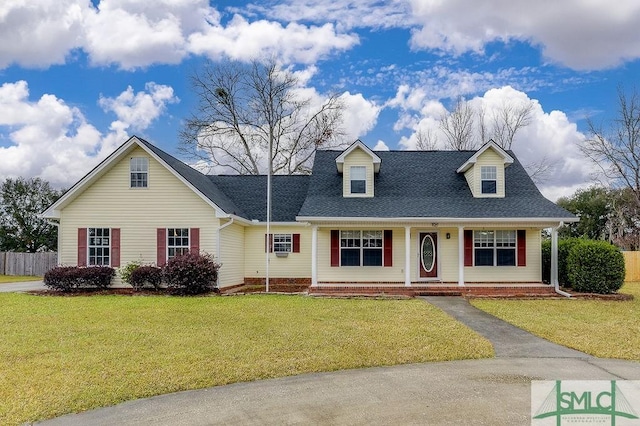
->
[419,232,438,278]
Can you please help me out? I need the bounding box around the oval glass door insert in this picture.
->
[421,234,436,273]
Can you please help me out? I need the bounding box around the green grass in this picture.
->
[0,294,492,425]
[0,275,41,283]
[471,283,640,360]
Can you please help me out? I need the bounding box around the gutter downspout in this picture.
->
[216,218,234,289]
[551,221,571,298]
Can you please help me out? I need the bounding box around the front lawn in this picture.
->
[0,275,41,283]
[471,283,640,360]
[0,294,492,425]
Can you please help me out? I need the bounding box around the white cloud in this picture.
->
[339,92,381,142]
[0,81,175,188]
[245,0,413,31]
[392,85,597,200]
[373,140,389,151]
[98,82,179,131]
[188,14,358,64]
[0,0,86,68]
[407,0,640,70]
[0,1,358,70]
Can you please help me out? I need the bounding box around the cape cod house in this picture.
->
[42,136,576,295]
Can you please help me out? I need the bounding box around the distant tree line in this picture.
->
[0,177,63,253]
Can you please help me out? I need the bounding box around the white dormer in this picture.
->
[456,140,514,198]
[336,140,381,198]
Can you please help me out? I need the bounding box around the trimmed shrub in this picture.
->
[44,266,115,291]
[129,266,163,291]
[44,266,83,291]
[118,260,143,285]
[558,238,584,287]
[163,252,219,295]
[567,240,625,294]
[81,266,116,289]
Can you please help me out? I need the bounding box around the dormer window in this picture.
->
[481,166,497,194]
[350,166,366,194]
[130,157,148,188]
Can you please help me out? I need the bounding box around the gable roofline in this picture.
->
[42,136,229,219]
[456,139,514,174]
[335,139,381,173]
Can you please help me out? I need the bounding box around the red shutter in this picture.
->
[330,230,340,267]
[264,234,273,252]
[111,228,121,267]
[77,228,87,267]
[383,230,393,267]
[517,230,526,267]
[157,228,167,266]
[190,228,200,254]
[293,234,301,253]
[464,230,473,267]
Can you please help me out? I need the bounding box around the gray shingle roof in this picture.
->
[142,137,573,222]
[209,175,310,222]
[297,150,575,220]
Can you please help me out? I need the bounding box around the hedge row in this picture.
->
[44,266,115,292]
[542,238,625,294]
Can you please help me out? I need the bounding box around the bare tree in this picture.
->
[440,98,476,151]
[414,128,439,150]
[581,86,640,208]
[490,100,533,150]
[180,59,346,175]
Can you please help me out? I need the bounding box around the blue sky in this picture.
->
[1,0,640,200]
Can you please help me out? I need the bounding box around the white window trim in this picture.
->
[273,233,293,253]
[473,230,517,267]
[339,230,383,267]
[349,166,367,195]
[167,228,190,260]
[480,165,497,194]
[130,157,149,189]
[88,227,111,266]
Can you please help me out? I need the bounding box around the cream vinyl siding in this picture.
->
[466,148,506,198]
[218,222,245,288]
[316,227,406,282]
[464,228,542,282]
[342,147,375,198]
[244,226,312,278]
[59,147,218,273]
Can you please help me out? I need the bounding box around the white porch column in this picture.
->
[405,226,411,287]
[311,225,318,287]
[551,226,558,289]
[458,226,465,287]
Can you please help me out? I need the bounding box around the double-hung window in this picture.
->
[88,228,110,266]
[167,228,189,259]
[350,166,366,194]
[481,166,497,194]
[273,234,292,253]
[340,230,383,266]
[473,230,516,266]
[130,157,149,188]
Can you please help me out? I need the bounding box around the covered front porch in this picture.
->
[307,220,566,294]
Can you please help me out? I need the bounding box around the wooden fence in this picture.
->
[623,251,640,282]
[0,252,58,277]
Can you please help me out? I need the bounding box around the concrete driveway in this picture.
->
[0,280,46,292]
[36,295,640,425]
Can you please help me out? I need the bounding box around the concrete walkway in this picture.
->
[422,296,590,358]
[0,280,46,292]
